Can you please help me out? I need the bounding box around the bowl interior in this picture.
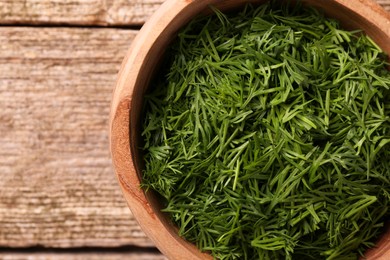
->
[111,0,390,259]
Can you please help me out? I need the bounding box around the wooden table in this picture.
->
[0,1,389,259]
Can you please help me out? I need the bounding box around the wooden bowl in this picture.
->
[110,0,390,259]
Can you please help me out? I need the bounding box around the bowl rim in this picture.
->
[110,0,390,259]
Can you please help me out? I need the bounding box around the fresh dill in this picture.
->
[141,2,390,259]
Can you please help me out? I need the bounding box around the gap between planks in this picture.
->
[0,245,166,259]
[0,251,166,260]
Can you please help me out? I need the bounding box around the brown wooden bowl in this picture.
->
[110,0,390,259]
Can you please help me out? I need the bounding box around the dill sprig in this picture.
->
[141,2,390,260]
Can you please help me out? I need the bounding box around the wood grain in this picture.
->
[0,252,166,260]
[0,0,388,27]
[0,0,164,26]
[0,27,154,248]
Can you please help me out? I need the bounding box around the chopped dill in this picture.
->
[141,2,390,259]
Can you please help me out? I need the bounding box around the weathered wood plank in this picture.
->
[0,0,164,26]
[0,252,166,260]
[0,27,155,248]
[0,0,388,26]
